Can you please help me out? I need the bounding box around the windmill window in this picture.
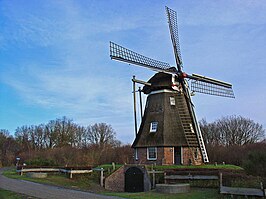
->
[147,147,157,160]
[150,122,158,133]
[170,97,175,105]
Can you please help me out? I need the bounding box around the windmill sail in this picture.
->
[110,42,175,74]
[166,6,210,163]
[190,74,235,98]
[166,6,182,70]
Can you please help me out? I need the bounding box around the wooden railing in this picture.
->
[152,169,266,197]
[16,166,93,179]
[219,173,265,198]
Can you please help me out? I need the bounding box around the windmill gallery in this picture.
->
[110,6,234,166]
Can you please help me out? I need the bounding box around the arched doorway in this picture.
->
[125,167,144,192]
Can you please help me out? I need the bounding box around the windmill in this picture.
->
[109,6,234,165]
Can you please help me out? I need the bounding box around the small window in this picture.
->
[150,122,158,133]
[147,147,157,160]
[170,97,175,106]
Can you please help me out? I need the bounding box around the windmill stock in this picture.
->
[110,6,234,165]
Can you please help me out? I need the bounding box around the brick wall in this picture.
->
[134,147,164,165]
[182,147,203,165]
[104,165,151,192]
[134,146,203,166]
[105,166,125,192]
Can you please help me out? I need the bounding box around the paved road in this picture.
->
[0,168,123,199]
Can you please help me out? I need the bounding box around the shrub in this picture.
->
[243,150,266,177]
[25,157,58,166]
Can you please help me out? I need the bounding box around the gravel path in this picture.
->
[0,168,123,199]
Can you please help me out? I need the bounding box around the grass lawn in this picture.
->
[98,163,243,172]
[151,164,243,170]
[3,168,104,192]
[0,165,242,199]
[103,188,230,199]
[0,188,38,199]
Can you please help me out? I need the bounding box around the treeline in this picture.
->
[200,115,266,176]
[0,117,132,167]
[200,115,264,146]
[14,116,121,150]
[0,115,265,175]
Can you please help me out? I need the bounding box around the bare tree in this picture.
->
[200,118,221,145]
[0,129,21,166]
[15,126,31,151]
[87,123,119,147]
[42,117,78,148]
[217,115,265,146]
[200,115,265,146]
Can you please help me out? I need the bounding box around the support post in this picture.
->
[112,162,115,171]
[152,170,155,189]
[260,182,265,197]
[219,172,223,193]
[132,75,138,136]
[138,87,143,118]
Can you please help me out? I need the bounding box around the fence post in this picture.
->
[260,182,265,197]
[219,172,223,193]
[100,168,104,187]
[112,162,115,171]
[152,170,155,189]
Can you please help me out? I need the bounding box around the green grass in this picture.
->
[3,169,104,192]
[2,165,245,199]
[97,163,243,171]
[104,188,230,199]
[149,164,243,170]
[0,188,37,199]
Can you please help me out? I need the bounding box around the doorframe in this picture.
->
[173,146,183,165]
[180,146,183,165]
[125,166,144,192]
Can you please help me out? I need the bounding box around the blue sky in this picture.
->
[0,0,265,144]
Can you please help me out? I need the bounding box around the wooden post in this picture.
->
[152,170,155,189]
[100,168,104,187]
[112,162,115,171]
[132,75,138,136]
[138,87,143,118]
[69,172,72,179]
[260,182,265,197]
[219,172,223,193]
